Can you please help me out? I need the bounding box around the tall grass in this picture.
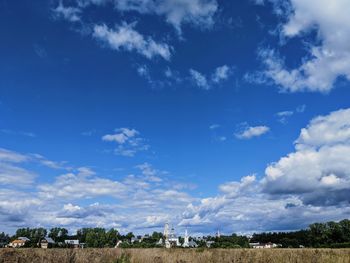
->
[0,248,349,263]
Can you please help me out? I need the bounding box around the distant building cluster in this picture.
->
[6,237,85,249]
[249,242,280,249]
[3,223,280,250]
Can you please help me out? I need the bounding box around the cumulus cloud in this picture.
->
[257,0,350,93]
[93,23,172,60]
[180,109,350,232]
[235,125,270,139]
[263,108,350,206]
[102,128,149,157]
[219,174,257,198]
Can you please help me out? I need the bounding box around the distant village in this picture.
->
[1,219,349,249]
[1,223,280,250]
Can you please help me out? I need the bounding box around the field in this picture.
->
[0,248,350,263]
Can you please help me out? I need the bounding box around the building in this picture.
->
[188,240,198,248]
[9,239,27,248]
[8,237,30,248]
[40,237,55,249]
[163,223,180,248]
[65,239,85,248]
[182,229,189,247]
[182,229,197,248]
[249,242,278,249]
[18,237,30,242]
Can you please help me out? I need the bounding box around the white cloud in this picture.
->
[53,2,81,22]
[275,105,306,124]
[276,111,293,117]
[0,148,28,163]
[0,163,36,186]
[209,124,220,130]
[296,104,306,113]
[263,108,350,206]
[136,162,166,182]
[189,69,209,90]
[102,128,138,144]
[99,0,218,34]
[93,23,172,60]
[258,0,350,93]
[276,110,294,124]
[38,170,128,200]
[219,174,257,198]
[212,65,231,83]
[102,128,149,157]
[189,65,233,90]
[296,108,350,149]
[235,125,270,139]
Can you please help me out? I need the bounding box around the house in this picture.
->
[18,237,30,242]
[249,242,278,249]
[9,239,28,248]
[40,237,55,249]
[65,239,84,248]
[188,240,198,248]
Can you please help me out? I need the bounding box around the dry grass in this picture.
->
[0,248,349,263]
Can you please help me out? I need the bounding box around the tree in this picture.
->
[85,228,107,248]
[106,228,119,247]
[0,232,10,247]
[49,228,68,242]
[125,232,134,242]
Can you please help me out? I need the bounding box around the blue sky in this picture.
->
[1,0,350,235]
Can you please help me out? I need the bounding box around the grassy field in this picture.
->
[0,248,349,263]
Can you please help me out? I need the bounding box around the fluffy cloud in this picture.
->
[258,0,350,93]
[181,109,350,232]
[102,128,149,157]
[93,23,172,60]
[219,174,257,198]
[3,109,350,234]
[235,125,270,139]
[263,108,350,206]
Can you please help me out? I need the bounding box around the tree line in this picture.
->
[251,219,350,248]
[1,219,349,248]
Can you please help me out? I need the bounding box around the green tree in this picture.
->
[85,228,107,248]
[49,227,68,242]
